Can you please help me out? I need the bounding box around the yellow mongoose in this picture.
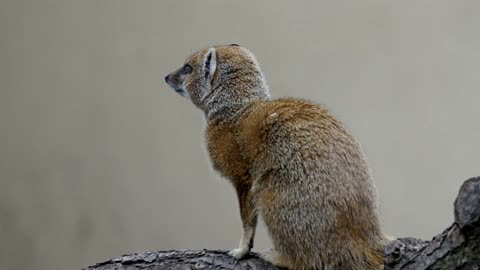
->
[165,44,388,270]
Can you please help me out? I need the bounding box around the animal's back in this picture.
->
[239,98,387,270]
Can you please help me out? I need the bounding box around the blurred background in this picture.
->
[1,1,479,269]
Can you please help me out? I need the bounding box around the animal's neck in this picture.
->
[204,85,270,123]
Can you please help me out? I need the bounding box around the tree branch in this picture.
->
[85,250,278,270]
[84,177,480,270]
[384,177,480,269]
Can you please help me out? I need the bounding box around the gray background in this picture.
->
[1,1,479,269]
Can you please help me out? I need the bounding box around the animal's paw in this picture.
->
[228,247,250,260]
[259,248,292,269]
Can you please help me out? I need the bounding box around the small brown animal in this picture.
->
[165,44,388,270]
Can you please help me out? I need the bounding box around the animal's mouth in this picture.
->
[174,88,188,97]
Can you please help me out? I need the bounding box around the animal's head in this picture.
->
[165,44,270,113]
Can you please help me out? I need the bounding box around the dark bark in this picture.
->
[85,250,278,270]
[384,177,480,270]
[84,177,480,270]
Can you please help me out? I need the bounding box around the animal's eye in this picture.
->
[182,64,193,74]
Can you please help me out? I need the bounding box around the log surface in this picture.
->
[84,177,480,270]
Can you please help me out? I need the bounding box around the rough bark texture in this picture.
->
[384,177,480,270]
[84,177,480,270]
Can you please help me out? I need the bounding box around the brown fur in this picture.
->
[165,45,388,270]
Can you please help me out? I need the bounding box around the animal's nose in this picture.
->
[164,74,170,83]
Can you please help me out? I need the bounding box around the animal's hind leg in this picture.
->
[259,248,293,269]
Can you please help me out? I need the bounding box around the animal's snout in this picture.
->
[164,74,170,83]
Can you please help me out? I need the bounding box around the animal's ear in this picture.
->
[203,48,217,84]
